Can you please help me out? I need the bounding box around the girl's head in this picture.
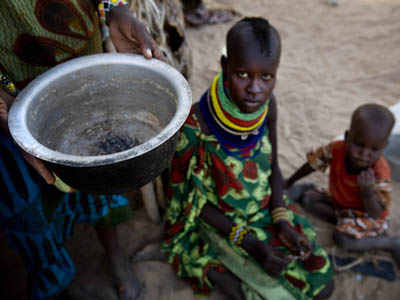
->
[221,17,281,114]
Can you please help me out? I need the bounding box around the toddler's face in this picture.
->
[224,46,279,114]
[345,128,388,171]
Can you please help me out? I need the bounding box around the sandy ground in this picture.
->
[1,0,400,299]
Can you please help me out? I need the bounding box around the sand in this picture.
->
[1,0,400,299]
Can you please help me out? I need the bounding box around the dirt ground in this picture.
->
[1,0,400,299]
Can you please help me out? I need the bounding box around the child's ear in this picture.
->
[220,55,228,72]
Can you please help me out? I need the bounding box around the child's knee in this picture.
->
[333,230,352,248]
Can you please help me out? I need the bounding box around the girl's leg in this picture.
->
[96,226,142,300]
[207,267,245,300]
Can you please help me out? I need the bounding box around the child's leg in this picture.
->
[333,230,400,268]
[207,267,245,300]
[96,227,142,300]
[300,189,337,224]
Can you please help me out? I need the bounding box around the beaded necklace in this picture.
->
[200,73,269,159]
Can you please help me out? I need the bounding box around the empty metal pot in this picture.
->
[8,53,192,194]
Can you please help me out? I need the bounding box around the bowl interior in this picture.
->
[27,61,177,156]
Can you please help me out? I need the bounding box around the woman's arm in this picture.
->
[0,89,55,184]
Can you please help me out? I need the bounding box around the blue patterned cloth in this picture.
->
[0,133,131,300]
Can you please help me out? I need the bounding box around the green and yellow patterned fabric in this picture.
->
[0,0,102,92]
[161,106,333,299]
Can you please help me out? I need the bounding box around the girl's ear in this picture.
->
[220,55,228,73]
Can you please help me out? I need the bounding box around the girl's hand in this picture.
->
[243,233,292,277]
[275,221,312,259]
[107,5,166,61]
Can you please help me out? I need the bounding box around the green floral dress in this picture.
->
[161,109,333,300]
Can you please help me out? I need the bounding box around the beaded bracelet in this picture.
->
[98,0,128,23]
[229,225,248,246]
[1,75,17,96]
[271,207,288,223]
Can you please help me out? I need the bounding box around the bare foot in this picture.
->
[57,279,101,300]
[184,5,237,27]
[110,257,143,300]
[285,183,314,202]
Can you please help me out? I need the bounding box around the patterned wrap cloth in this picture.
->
[0,1,133,299]
[161,86,333,299]
[307,140,392,239]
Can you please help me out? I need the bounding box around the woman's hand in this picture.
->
[275,221,312,260]
[242,233,292,277]
[107,5,166,61]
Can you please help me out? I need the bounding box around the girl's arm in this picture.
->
[267,95,312,257]
[267,94,284,210]
[200,202,291,277]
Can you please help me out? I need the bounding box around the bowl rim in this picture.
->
[8,53,192,167]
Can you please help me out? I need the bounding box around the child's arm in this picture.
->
[286,142,333,189]
[358,168,384,218]
[284,162,315,189]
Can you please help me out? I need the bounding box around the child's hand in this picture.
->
[107,5,166,61]
[275,221,312,260]
[357,168,376,196]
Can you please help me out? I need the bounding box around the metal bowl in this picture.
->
[9,53,192,194]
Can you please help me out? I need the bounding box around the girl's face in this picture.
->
[223,44,280,114]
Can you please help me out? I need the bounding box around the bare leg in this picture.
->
[207,267,245,300]
[333,230,400,268]
[96,226,142,300]
[301,189,337,224]
[285,183,315,203]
